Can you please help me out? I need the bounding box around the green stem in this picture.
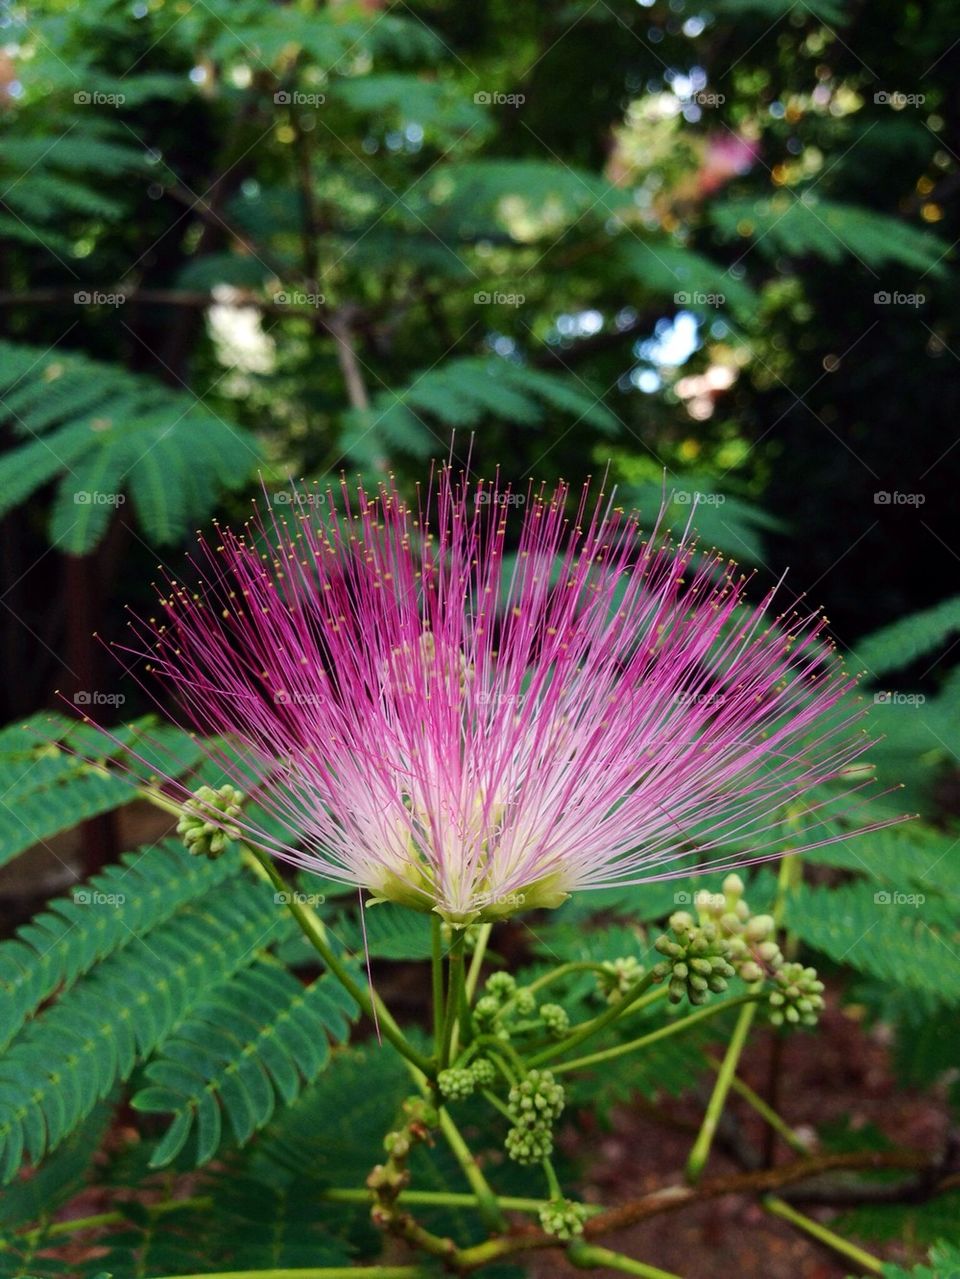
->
[440,931,467,1069]
[543,1157,563,1201]
[319,1187,600,1215]
[763,1195,884,1274]
[241,845,433,1076]
[686,1001,758,1182]
[431,915,445,1058]
[464,922,493,1002]
[438,1105,508,1232]
[706,1054,812,1155]
[481,1087,515,1120]
[550,994,759,1075]
[567,1241,684,1278]
[137,789,433,1074]
[528,973,665,1066]
[525,960,608,996]
[10,1196,213,1248]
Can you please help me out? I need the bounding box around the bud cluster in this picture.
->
[768,961,825,1026]
[504,1068,565,1165]
[177,784,244,859]
[472,972,571,1045]
[647,874,824,1028]
[538,1196,589,1240]
[653,911,736,1004]
[596,955,645,1005]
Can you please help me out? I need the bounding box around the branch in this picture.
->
[582,1150,931,1237]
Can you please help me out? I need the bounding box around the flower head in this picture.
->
[125,469,887,925]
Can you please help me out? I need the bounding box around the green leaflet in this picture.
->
[784,882,960,1004]
[0,340,261,552]
[0,880,294,1184]
[133,965,356,1167]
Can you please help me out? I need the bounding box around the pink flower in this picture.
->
[123,470,887,925]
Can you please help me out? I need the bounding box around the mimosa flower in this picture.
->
[122,469,888,925]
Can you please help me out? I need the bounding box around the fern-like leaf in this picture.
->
[133,966,355,1168]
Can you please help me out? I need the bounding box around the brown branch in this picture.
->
[581,1150,931,1237]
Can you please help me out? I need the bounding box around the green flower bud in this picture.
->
[654,914,736,1005]
[505,1121,554,1165]
[538,1197,589,1240]
[514,988,536,1016]
[597,955,644,1005]
[437,1067,475,1102]
[485,972,516,1001]
[539,1003,570,1038]
[176,784,244,859]
[745,914,776,943]
[470,1057,496,1087]
[474,995,500,1026]
[767,961,825,1028]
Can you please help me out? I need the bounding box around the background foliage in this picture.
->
[0,0,957,1275]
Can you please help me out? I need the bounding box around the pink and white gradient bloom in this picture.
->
[124,469,888,925]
